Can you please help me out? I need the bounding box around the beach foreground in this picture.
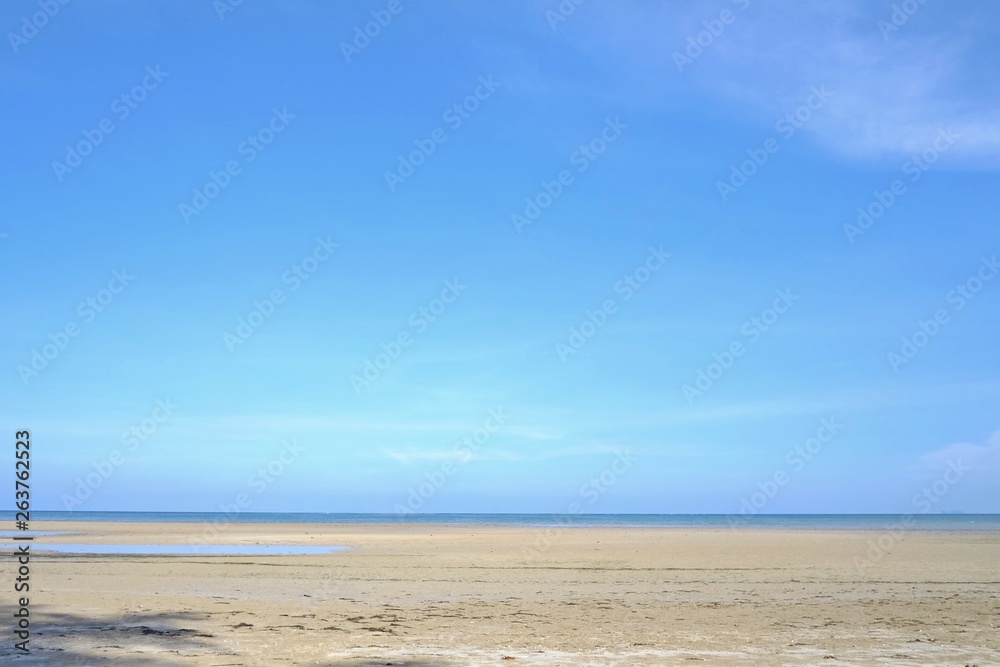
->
[3,522,999,665]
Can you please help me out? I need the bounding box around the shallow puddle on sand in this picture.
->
[3,543,347,555]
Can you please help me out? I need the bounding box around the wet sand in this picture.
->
[2,521,998,665]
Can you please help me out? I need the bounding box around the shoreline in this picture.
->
[26,518,1000,534]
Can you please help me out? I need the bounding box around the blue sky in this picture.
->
[2,0,998,514]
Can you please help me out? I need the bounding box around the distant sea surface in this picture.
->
[5,512,1000,531]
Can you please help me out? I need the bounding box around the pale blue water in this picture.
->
[5,511,1000,530]
[1,543,346,556]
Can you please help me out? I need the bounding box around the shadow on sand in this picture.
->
[0,606,223,666]
[1,606,472,666]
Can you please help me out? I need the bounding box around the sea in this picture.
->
[4,511,1000,531]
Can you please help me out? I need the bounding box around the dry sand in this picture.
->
[2,521,998,665]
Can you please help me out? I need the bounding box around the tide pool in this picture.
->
[4,543,347,556]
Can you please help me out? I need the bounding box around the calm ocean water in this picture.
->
[4,512,1000,530]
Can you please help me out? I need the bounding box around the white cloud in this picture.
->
[560,0,1000,163]
[382,443,632,465]
[384,448,475,465]
[920,429,1000,472]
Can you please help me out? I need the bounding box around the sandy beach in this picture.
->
[2,521,998,665]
